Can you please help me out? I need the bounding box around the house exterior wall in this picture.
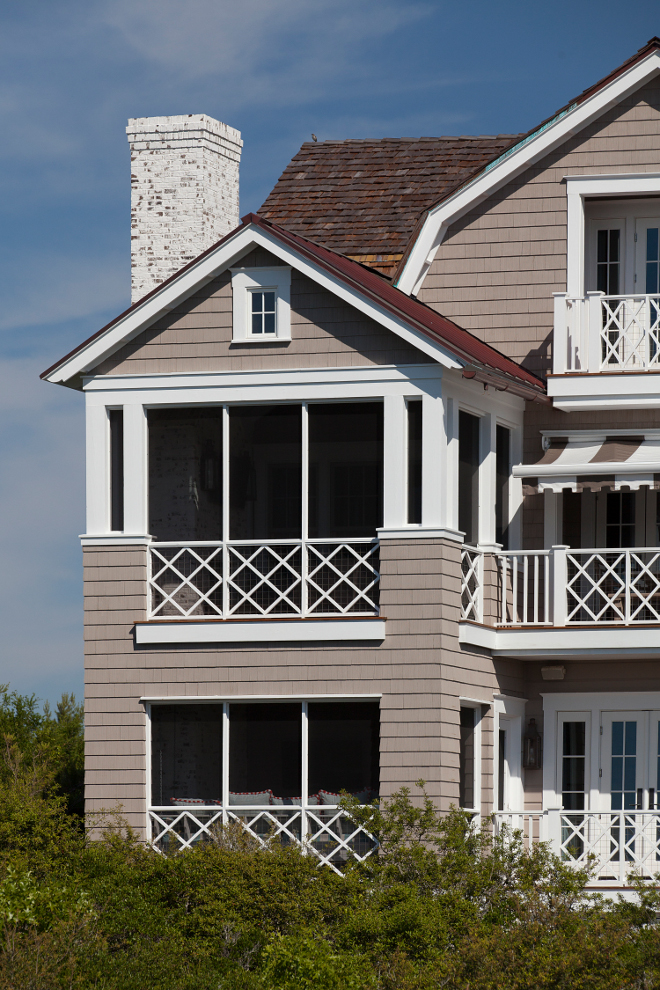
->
[84,538,513,834]
[418,79,660,378]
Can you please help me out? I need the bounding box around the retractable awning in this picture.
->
[513,432,660,494]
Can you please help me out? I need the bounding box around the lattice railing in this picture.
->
[566,549,660,624]
[148,539,380,619]
[553,293,660,374]
[558,812,660,883]
[460,547,483,622]
[148,806,378,874]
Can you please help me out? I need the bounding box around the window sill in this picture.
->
[134,617,386,645]
[229,336,292,346]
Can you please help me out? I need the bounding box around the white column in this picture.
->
[438,393,458,533]
[123,402,149,535]
[508,426,523,551]
[478,412,498,551]
[382,394,407,528]
[587,291,604,373]
[552,292,568,374]
[85,399,109,535]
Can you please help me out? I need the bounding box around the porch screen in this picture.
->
[459,706,476,809]
[229,703,302,803]
[307,701,379,804]
[150,704,223,806]
[458,412,479,545]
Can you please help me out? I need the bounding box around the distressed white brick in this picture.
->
[126,114,243,303]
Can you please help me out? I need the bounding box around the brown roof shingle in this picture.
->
[258,135,522,276]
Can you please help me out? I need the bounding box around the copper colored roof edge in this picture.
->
[41,213,546,400]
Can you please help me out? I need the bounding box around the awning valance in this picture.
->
[513,433,660,494]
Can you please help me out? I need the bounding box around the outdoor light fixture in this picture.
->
[523,718,542,769]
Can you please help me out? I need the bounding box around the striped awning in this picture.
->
[513,433,660,493]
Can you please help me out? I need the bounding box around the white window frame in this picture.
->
[493,695,525,812]
[458,698,486,815]
[230,267,291,342]
[565,174,660,297]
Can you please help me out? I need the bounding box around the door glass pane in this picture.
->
[597,228,620,295]
[229,703,301,803]
[647,228,660,294]
[229,406,301,540]
[561,721,585,810]
[308,403,383,538]
[151,704,222,806]
[611,719,637,811]
[307,702,379,804]
[458,412,480,545]
[459,707,476,809]
[148,408,223,541]
[606,492,635,549]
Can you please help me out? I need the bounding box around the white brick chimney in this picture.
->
[126,114,243,302]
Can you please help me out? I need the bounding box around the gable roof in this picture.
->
[257,136,521,277]
[41,213,547,403]
[395,37,660,294]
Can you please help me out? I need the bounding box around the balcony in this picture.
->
[460,545,660,655]
[549,292,660,410]
[135,538,384,644]
[495,810,660,887]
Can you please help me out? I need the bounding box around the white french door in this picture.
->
[600,711,660,811]
[635,219,660,294]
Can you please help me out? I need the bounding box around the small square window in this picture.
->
[250,290,277,335]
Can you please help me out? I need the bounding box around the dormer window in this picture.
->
[231,266,291,342]
[250,289,276,336]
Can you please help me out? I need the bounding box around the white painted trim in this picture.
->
[45,226,462,384]
[86,402,109,534]
[140,692,383,703]
[514,461,660,478]
[230,267,291,342]
[396,51,660,295]
[458,699,485,815]
[135,618,386,644]
[548,372,660,411]
[493,694,526,812]
[383,394,407,528]
[459,622,660,656]
[123,403,148,535]
[566,174,660,296]
[376,525,462,541]
[80,535,151,546]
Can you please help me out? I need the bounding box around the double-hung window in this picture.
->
[231,267,291,342]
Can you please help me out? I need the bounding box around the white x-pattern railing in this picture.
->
[553,292,660,374]
[148,806,378,874]
[148,539,380,619]
[461,546,660,627]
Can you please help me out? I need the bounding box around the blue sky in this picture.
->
[1,0,658,705]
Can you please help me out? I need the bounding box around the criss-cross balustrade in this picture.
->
[148,539,380,619]
[148,804,378,875]
[553,292,660,374]
[460,546,483,623]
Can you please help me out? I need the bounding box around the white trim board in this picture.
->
[396,51,660,296]
[44,225,462,385]
[548,373,660,411]
[140,692,383,703]
[135,618,386,645]
[459,622,660,657]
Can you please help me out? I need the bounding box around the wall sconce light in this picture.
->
[523,718,542,770]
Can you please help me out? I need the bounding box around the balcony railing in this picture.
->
[495,810,660,885]
[148,539,380,620]
[148,803,377,874]
[461,546,660,626]
[553,291,660,374]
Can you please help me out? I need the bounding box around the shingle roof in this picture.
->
[258,136,522,276]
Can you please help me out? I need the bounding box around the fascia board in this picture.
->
[513,461,660,478]
[396,51,660,296]
[46,228,461,384]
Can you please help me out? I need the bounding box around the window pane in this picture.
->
[264,292,275,312]
[151,704,222,805]
[148,408,222,541]
[495,424,510,549]
[459,707,475,809]
[110,409,124,532]
[251,292,262,313]
[498,728,506,811]
[264,312,276,334]
[229,405,301,539]
[252,312,262,334]
[458,411,480,545]
[561,720,585,811]
[308,702,379,803]
[229,703,301,802]
[308,403,383,538]
[407,401,422,525]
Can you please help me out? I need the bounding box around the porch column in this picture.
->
[85,399,109,535]
[427,391,452,531]
[382,394,407,528]
[123,402,149,536]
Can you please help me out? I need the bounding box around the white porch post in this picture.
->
[551,545,569,627]
[85,399,109,535]
[587,291,604,373]
[382,394,407,528]
[478,412,498,551]
[552,292,568,374]
[123,402,149,535]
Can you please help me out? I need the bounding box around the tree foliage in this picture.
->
[2,692,660,987]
